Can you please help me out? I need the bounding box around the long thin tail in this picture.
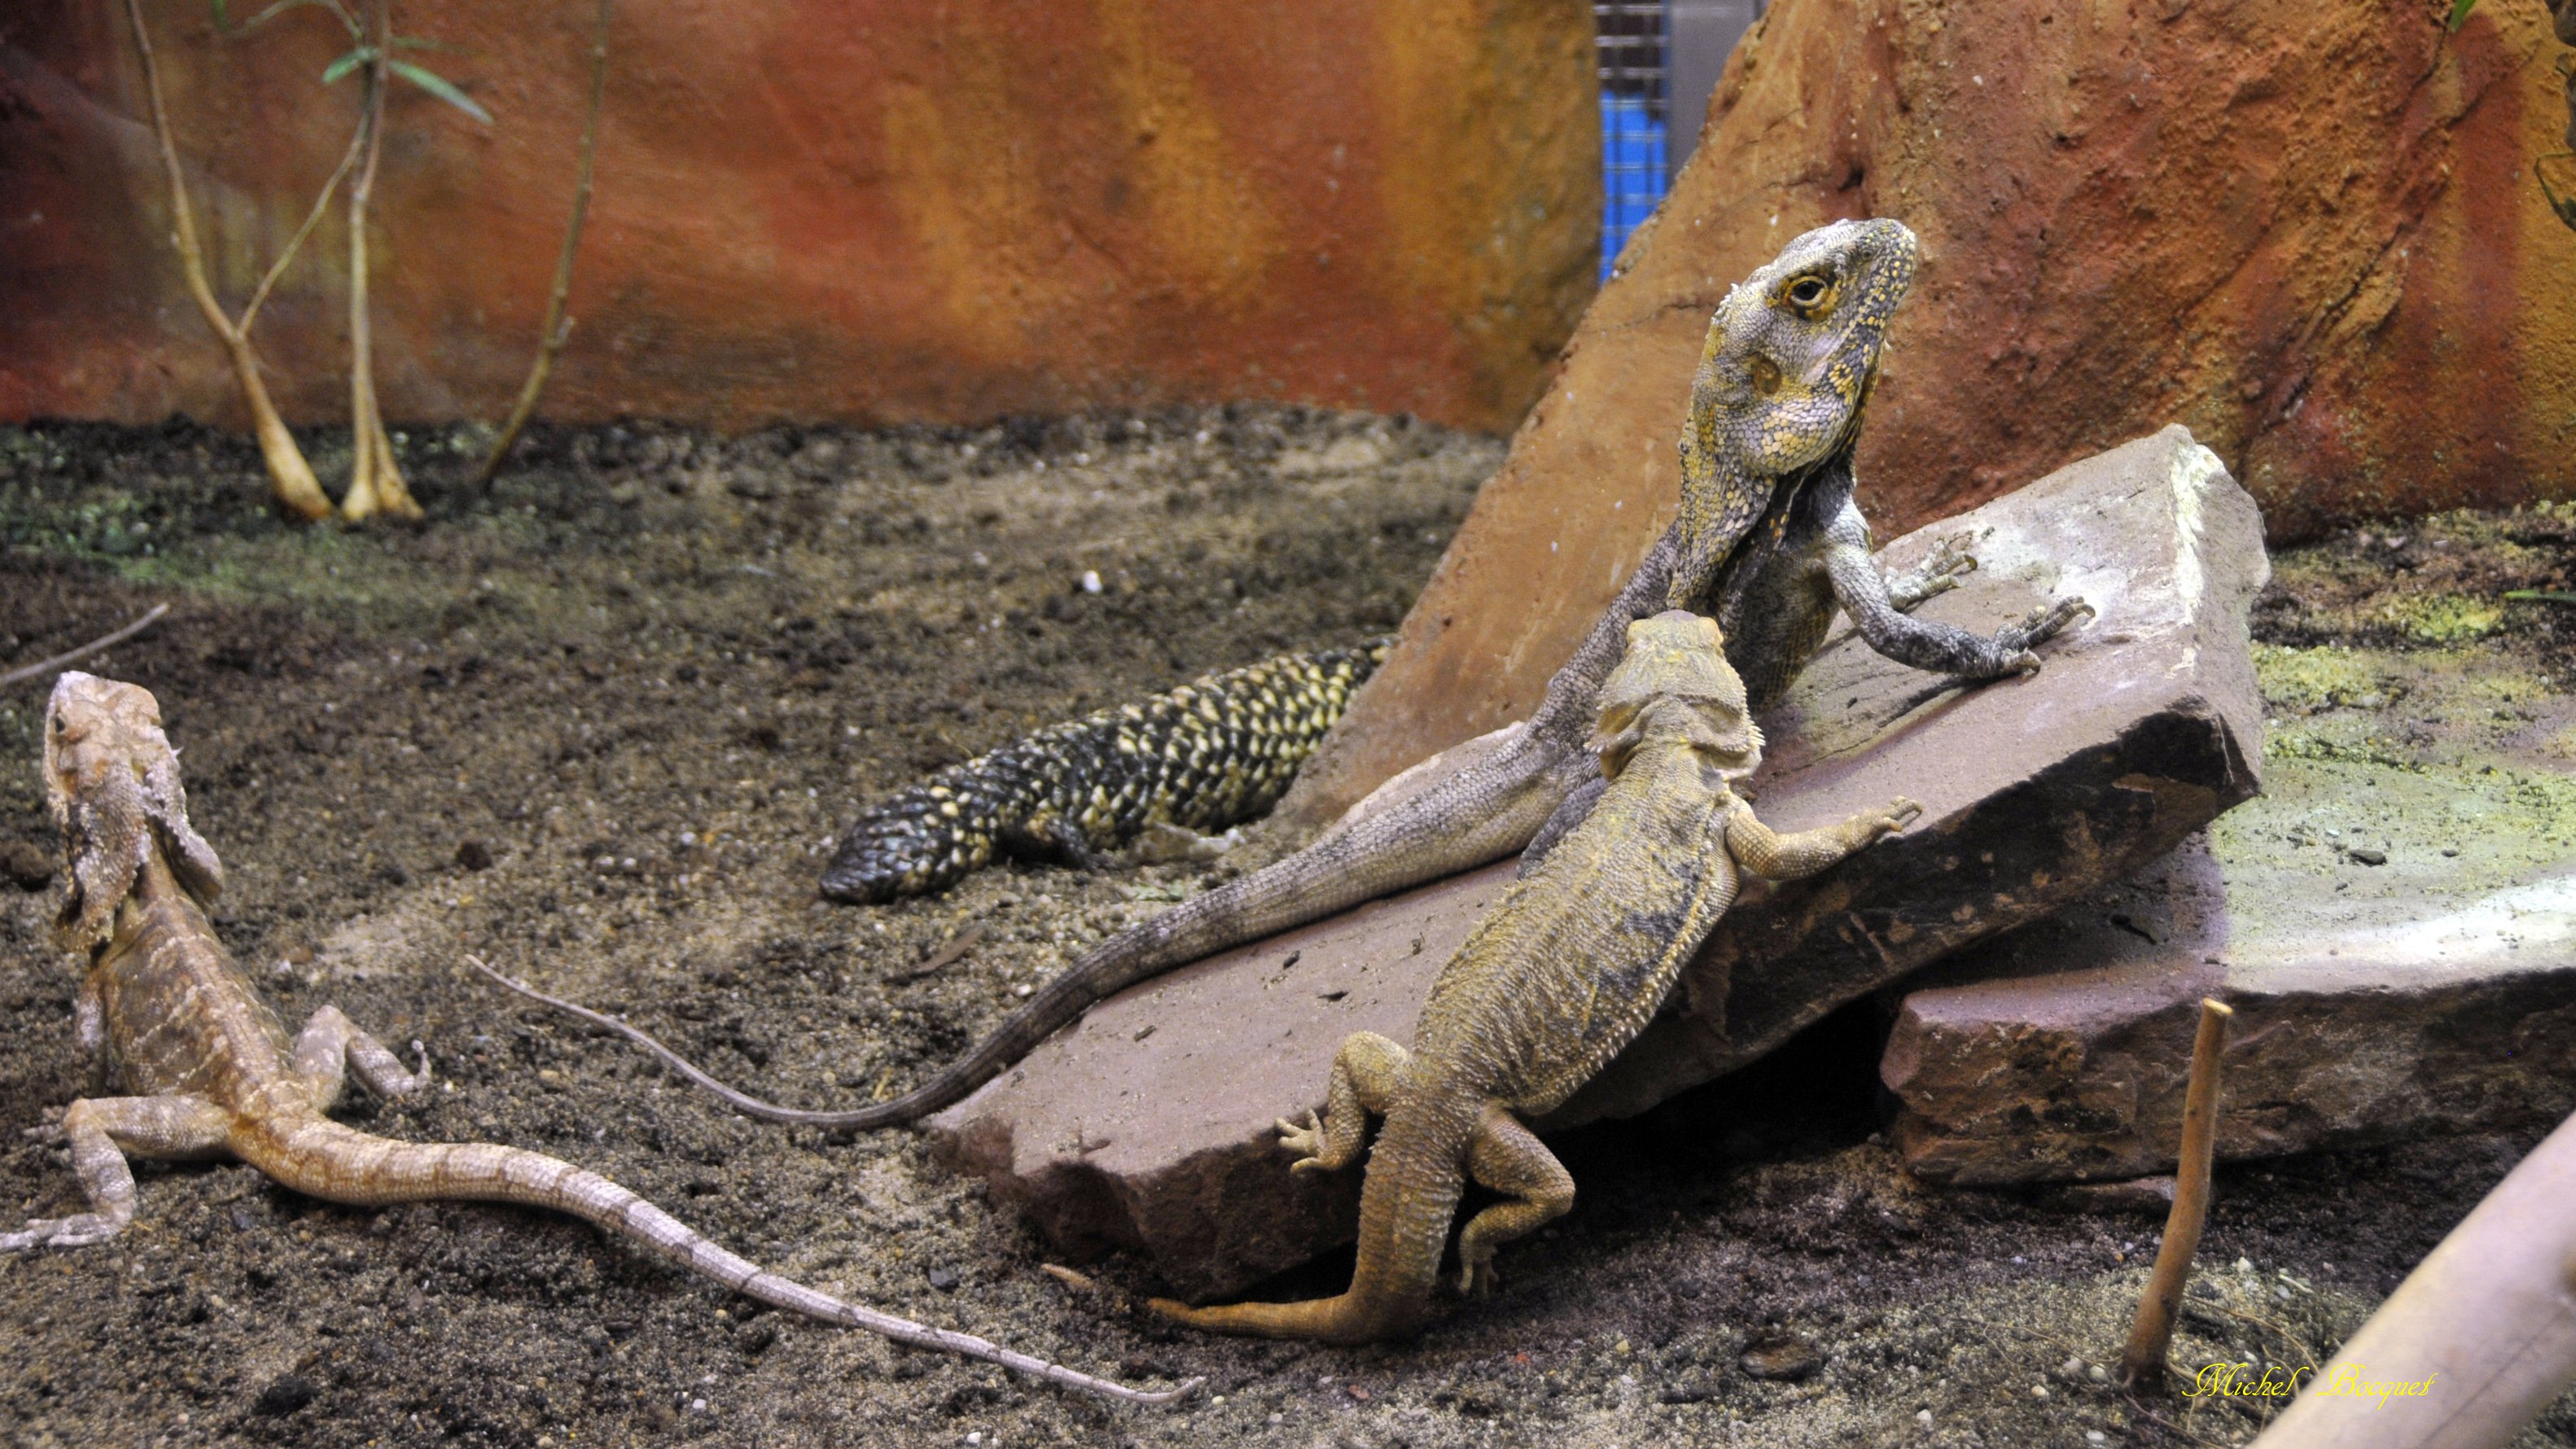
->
[237,1114,1194,1406]
[472,733,1570,1131]
[1149,1096,1475,1343]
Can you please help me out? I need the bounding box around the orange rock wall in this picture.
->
[1279,0,2576,829]
[0,1,1597,432]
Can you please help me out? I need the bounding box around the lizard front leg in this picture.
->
[2,1094,230,1251]
[1283,1031,1408,1174]
[1725,795,1921,882]
[292,1005,432,1113]
[1820,496,2091,680]
[1457,1105,1574,1296]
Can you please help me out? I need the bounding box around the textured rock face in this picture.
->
[0,0,1592,432]
[1276,0,2572,834]
[930,427,2268,1298]
[1886,705,2576,1186]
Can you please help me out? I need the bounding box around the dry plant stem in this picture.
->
[2122,996,2233,1393]
[340,0,418,522]
[474,0,612,484]
[240,122,366,334]
[0,605,171,689]
[120,0,332,520]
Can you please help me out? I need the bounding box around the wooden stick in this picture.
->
[0,605,171,689]
[2121,996,2233,1392]
[474,0,613,485]
[120,0,333,520]
[2247,1105,2576,1449]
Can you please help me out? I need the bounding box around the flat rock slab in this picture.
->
[930,427,2269,1298]
[1886,673,2576,1185]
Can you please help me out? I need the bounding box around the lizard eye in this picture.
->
[1784,274,1833,313]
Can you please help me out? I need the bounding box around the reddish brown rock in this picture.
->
[1277,0,2573,834]
[930,427,2267,1298]
[0,0,1592,434]
[1885,756,2576,1186]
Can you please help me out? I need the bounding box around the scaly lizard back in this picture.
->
[820,639,1387,902]
[6,673,1191,1407]
[1150,612,1920,1342]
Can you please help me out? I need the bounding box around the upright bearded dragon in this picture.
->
[508,218,2085,1131]
[2,672,1190,1407]
[1154,611,1918,1340]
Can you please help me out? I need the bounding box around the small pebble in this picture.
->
[1917,1409,1934,1428]
[2031,1383,2049,1401]
[1080,570,1104,594]
[2088,1433,2108,1446]
[2347,847,2387,866]
[2,838,55,890]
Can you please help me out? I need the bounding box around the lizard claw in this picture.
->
[1888,534,1980,611]
[1459,1256,1500,1298]
[1278,1111,1326,1168]
[1877,798,1923,834]
[1,1214,119,1253]
[1997,598,2094,656]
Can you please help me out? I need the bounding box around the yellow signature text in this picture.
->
[2186,1361,2439,1411]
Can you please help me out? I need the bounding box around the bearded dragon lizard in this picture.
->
[506,218,2084,1131]
[1,672,1191,1407]
[1151,611,1917,1340]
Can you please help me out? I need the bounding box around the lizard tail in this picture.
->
[486,728,1575,1132]
[234,1114,1194,1406]
[1148,1097,1474,1343]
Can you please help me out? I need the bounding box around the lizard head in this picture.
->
[1591,611,1763,782]
[1680,217,1919,484]
[43,672,223,952]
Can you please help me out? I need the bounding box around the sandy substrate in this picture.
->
[0,414,2569,1448]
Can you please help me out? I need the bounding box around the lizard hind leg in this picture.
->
[2,1094,230,1252]
[291,1005,431,1112]
[1457,1105,1574,1297]
[1283,1031,1408,1174]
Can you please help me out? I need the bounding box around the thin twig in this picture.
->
[892,925,986,983]
[475,0,612,484]
[0,605,171,689]
[2122,997,2234,1393]
[120,0,331,519]
[239,120,366,334]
